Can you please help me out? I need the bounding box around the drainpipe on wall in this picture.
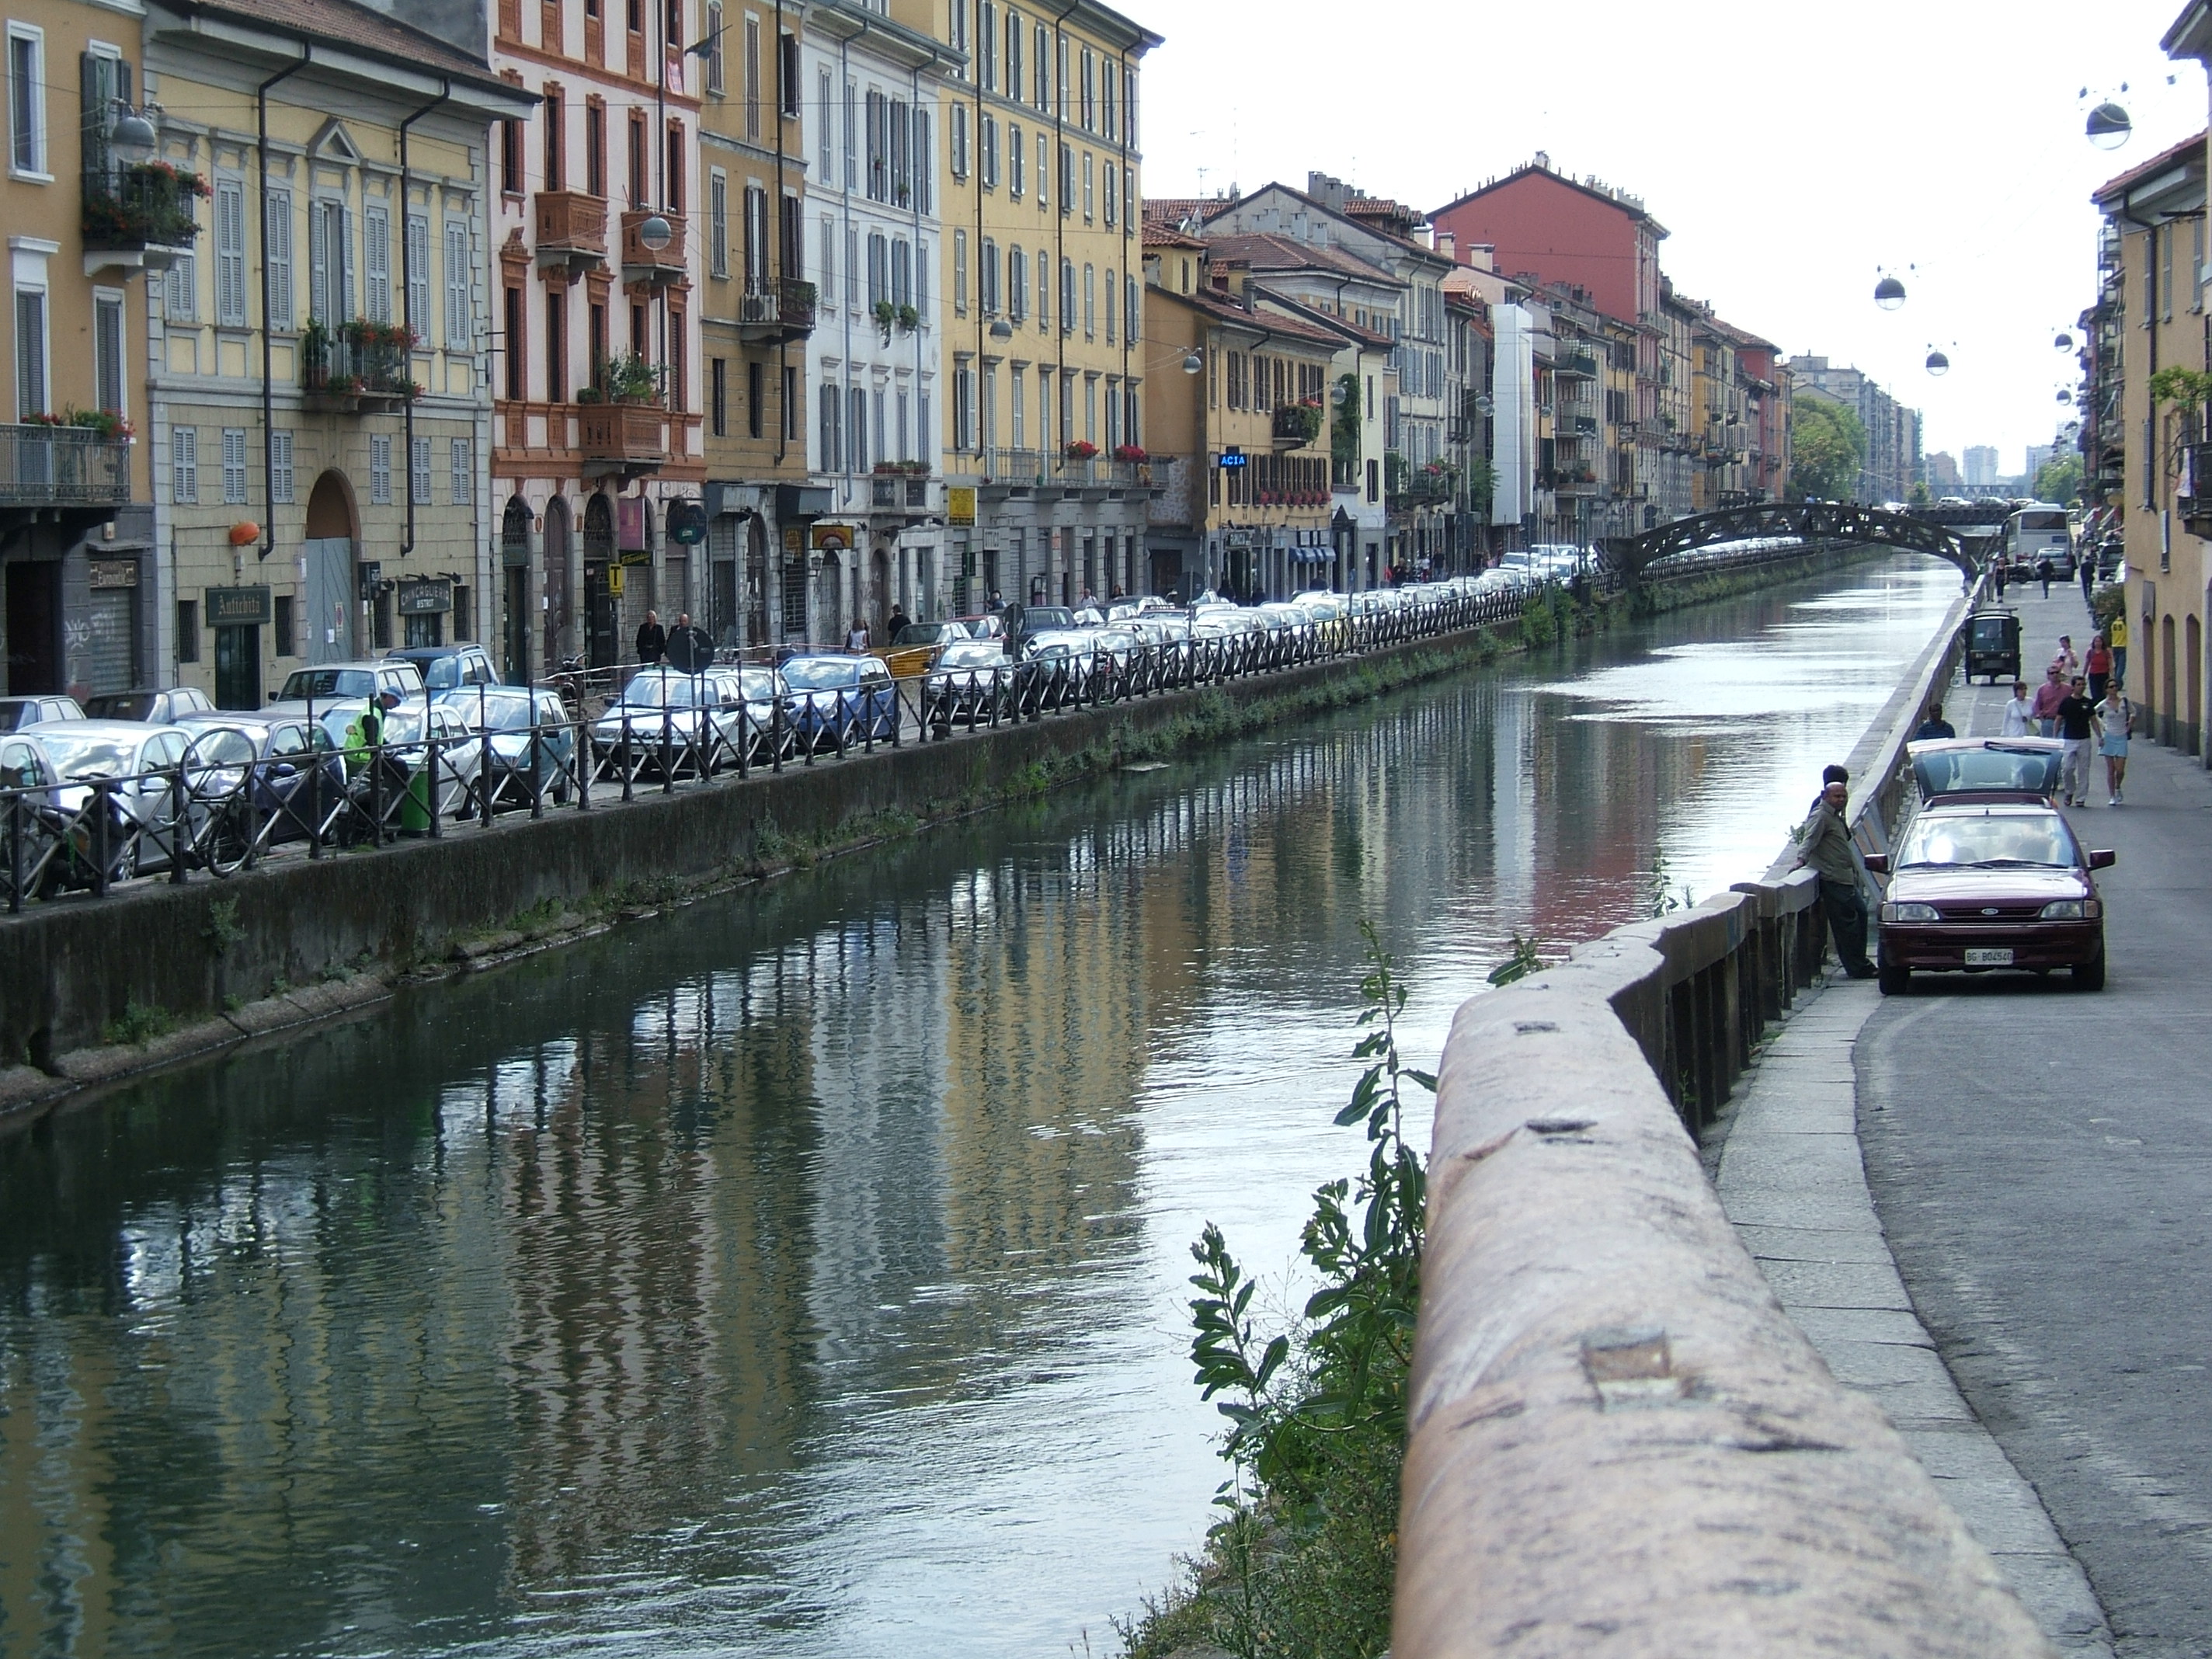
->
[397,80,453,564]
[256,43,312,561]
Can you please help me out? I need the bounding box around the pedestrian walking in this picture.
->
[2030,665,2068,737]
[1913,702,1956,740]
[2055,675,2102,808]
[886,603,912,638]
[635,609,666,666]
[2085,632,2113,703]
[2109,613,2129,689]
[2051,634,2081,682]
[1793,774,1876,979]
[2098,683,2133,805]
[2037,555,2054,596]
[665,612,713,673]
[1993,558,2008,599]
[2080,554,2095,606]
[2000,679,2036,737]
[846,617,870,652]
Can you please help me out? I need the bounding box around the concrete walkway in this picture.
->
[1716,975,2113,1657]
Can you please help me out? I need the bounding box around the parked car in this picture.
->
[173,710,350,861]
[924,640,1015,728]
[17,719,200,881]
[266,659,426,718]
[1963,608,2021,685]
[82,686,215,724]
[879,621,967,680]
[590,666,748,776]
[1866,803,2113,992]
[781,654,898,749]
[0,694,84,732]
[309,701,485,830]
[1908,736,2064,805]
[0,732,67,898]
[436,686,578,806]
[388,642,501,694]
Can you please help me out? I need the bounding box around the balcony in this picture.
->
[620,210,687,288]
[0,423,133,509]
[1574,416,1599,436]
[980,448,1045,495]
[870,468,934,511]
[738,277,819,343]
[82,162,203,276]
[1271,402,1323,451]
[1557,350,1599,379]
[300,322,419,414]
[579,402,667,478]
[534,190,607,280]
[2181,443,2212,537]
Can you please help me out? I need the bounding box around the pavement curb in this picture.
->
[1716,975,2113,1657]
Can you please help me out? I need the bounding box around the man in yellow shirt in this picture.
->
[2109,614,2128,691]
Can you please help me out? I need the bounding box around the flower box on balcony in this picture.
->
[82,161,207,272]
[579,402,667,476]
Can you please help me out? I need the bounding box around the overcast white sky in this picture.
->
[1137,0,2207,475]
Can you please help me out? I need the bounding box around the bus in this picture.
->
[2004,503,2074,578]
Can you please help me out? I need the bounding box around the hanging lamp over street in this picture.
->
[1925,349,1949,376]
[1874,273,1907,311]
[2086,101,2132,150]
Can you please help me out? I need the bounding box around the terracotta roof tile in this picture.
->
[174,0,504,85]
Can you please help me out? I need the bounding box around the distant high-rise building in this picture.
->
[2024,444,2055,486]
[1927,451,1962,490]
[1963,447,2001,488]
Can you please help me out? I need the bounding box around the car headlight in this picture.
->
[1883,901,1940,923]
[2039,899,2091,920]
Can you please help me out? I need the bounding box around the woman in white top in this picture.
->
[2000,680,2035,737]
[846,619,870,652]
[2098,686,2132,804]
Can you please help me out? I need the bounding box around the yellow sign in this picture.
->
[948,486,976,527]
[607,564,625,596]
[784,526,804,553]
[811,523,853,551]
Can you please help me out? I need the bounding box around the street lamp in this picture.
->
[1873,273,1907,311]
[110,110,157,165]
[2086,101,2132,150]
[989,318,1014,341]
[2054,331,2075,352]
[1181,351,1202,375]
[637,214,673,253]
[1925,348,1949,377]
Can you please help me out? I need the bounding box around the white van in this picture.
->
[2004,504,2074,578]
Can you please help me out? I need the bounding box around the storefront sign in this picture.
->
[1217,450,1249,471]
[397,578,452,616]
[617,497,648,551]
[947,486,976,527]
[89,558,138,590]
[206,585,271,626]
[607,564,625,597]
[811,524,852,552]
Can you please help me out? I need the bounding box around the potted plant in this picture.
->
[896,303,920,332]
[67,408,134,440]
[1112,443,1147,462]
[1063,439,1098,460]
[873,298,896,342]
[576,384,603,404]
[598,351,661,404]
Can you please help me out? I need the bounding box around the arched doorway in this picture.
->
[543,496,572,671]
[500,496,533,683]
[819,550,841,646]
[869,542,892,637]
[303,471,357,665]
[582,492,617,669]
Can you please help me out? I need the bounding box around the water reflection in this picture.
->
[0,558,1958,1657]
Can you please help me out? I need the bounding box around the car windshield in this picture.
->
[412,656,468,689]
[1023,607,1076,630]
[938,642,1005,668]
[474,697,544,731]
[279,669,377,701]
[621,675,708,708]
[892,624,955,646]
[84,693,158,720]
[186,729,258,766]
[782,660,858,690]
[37,734,142,777]
[1913,745,2061,798]
[1969,617,2012,647]
[1897,813,2077,870]
[0,702,38,732]
[736,670,781,701]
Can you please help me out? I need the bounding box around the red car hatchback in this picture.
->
[1866,802,2114,992]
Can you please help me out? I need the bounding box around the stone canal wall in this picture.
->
[1391,582,2050,1653]
[0,540,1897,1124]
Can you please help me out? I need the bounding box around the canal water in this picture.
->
[0,556,1957,1658]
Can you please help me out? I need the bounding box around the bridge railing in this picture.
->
[1393,583,2050,1654]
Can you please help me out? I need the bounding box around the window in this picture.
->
[1125,273,1139,343]
[1059,256,1073,333]
[746,359,764,437]
[1124,64,1137,146]
[222,428,247,503]
[165,245,197,323]
[912,108,931,214]
[843,78,857,190]
[176,602,199,665]
[953,229,969,314]
[819,211,835,303]
[892,237,912,308]
[1035,247,1049,330]
[274,595,295,657]
[914,236,929,314]
[214,179,247,325]
[978,0,996,91]
[1080,46,1094,129]
[1058,141,1073,214]
[543,89,564,191]
[364,204,391,325]
[544,287,565,401]
[1102,158,1115,226]
[705,0,724,93]
[93,290,124,416]
[954,363,974,450]
[1006,7,1021,96]
[979,236,998,314]
[172,427,197,503]
[951,103,968,179]
[817,68,832,177]
[9,284,44,426]
[445,222,470,347]
[979,110,996,190]
[999,245,1017,319]
[586,100,605,197]
[844,223,857,305]
[782,363,798,439]
[1036,132,1048,210]
[503,286,524,398]
[308,200,351,324]
[266,190,293,329]
[709,170,729,276]
[1101,50,1115,140]
[1082,262,1094,336]
[868,231,887,311]
[1008,121,1023,198]
[370,433,392,504]
[447,436,471,510]
[1056,33,1069,117]
[864,88,886,201]
[1104,266,1114,342]
[743,13,760,138]
[406,215,430,336]
[9,26,43,176]
[500,117,521,195]
[271,430,294,503]
[669,308,685,410]
[666,122,685,213]
[1081,151,1093,221]
[819,380,841,469]
[708,356,726,435]
[1034,22,1049,107]
[628,109,647,206]
[779,32,800,119]
[411,435,432,503]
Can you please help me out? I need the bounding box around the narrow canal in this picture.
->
[0,556,1957,1658]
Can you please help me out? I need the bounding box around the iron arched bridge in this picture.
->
[1598,503,1981,583]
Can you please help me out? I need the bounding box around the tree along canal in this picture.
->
[0,556,1959,1657]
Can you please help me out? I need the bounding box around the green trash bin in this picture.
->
[398,765,434,835]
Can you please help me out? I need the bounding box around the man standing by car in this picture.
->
[2056,674,2102,809]
[666,613,713,674]
[635,610,666,666]
[1795,774,1876,979]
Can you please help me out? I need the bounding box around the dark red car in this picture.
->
[1866,802,2113,992]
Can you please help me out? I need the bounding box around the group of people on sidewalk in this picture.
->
[1995,626,2134,807]
[633,610,717,673]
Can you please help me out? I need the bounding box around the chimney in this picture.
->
[1532,150,1551,171]
[1435,230,1457,263]
[1306,171,1347,214]
[1469,242,1495,273]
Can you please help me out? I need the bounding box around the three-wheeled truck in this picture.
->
[1964,607,2021,684]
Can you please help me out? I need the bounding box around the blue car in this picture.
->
[781,655,899,750]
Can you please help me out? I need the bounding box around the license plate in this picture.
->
[1964,948,2014,966]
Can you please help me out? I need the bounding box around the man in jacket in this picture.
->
[665,613,713,673]
[1795,774,1876,979]
[635,610,666,666]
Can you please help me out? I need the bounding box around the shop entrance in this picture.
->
[2,560,61,693]
[214,624,262,709]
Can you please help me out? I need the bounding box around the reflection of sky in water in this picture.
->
[0,557,1958,1659]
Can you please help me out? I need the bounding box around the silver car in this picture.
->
[19,718,200,881]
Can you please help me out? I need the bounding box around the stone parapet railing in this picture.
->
[1392,579,2055,1653]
